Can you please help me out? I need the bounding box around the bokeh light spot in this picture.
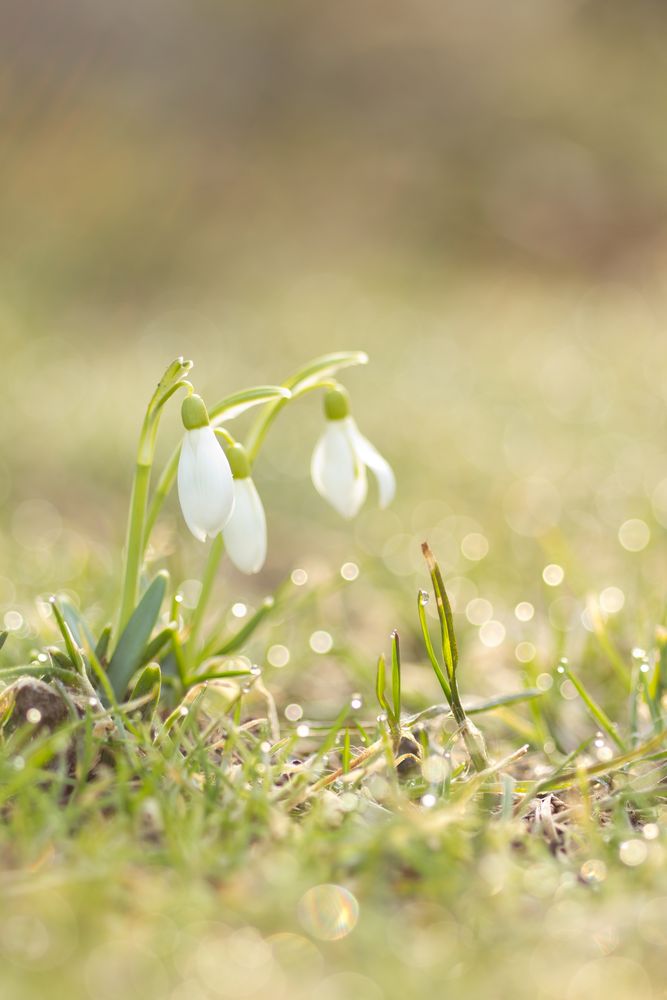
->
[310,630,333,654]
[466,598,493,625]
[461,532,489,561]
[340,562,359,581]
[619,839,648,866]
[267,644,290,668]
[542,563,564,586]
[479,620,506,648]
[599,586,625,614]
[618,518,650,552]
[516,641,536,663]
[297,884,359,941]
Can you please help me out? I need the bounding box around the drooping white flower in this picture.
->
[311,387,395,520]
[222,443,268,574]
[177,395,235,541]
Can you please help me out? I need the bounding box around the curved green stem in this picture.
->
[245,379,337,463]
[117,361,192,635]
[245,350,368,462]
[118,415,158,632]
[144,445,180,543]
[187,534,225,663]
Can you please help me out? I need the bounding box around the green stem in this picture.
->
[144,445,179,543]
[117,365,192,636]
[118,420,155,633]
[449,674,488,773]
[187,534,225,662]
[245,379,336,463]
[245,396,291,463]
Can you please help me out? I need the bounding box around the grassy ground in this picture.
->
[1,281,667,999]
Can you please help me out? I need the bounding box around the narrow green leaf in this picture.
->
[422,542,458,677]
[140,623,177,666]
[390,630,401,722]
[0,631,8,653]
[129,663,161,722]
[107,571,168,698]
[375,654,390,717]
[47,647,76,672]
[214,598,276,656]
[587,596,631,690]
[59,598,96,651]
[465,689,544,714]
[50,598,87,676]
[95,625,112,663]
[563,665,627,752]
[406,689,544,725]
[417,590,452,703]
[0,663,84,687]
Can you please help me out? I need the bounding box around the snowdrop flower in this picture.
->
[311,387,395,519]
[178,395,235,541]
[222,443,267,574]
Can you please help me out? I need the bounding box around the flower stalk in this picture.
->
[118,359,193,634]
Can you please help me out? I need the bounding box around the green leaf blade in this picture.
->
[107,571,168,698]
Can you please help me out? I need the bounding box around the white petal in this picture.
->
[310,420,367,519]
[347,418,396,509]
[222,478,267,574]
[177,427,235,541]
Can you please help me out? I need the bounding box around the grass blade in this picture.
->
[390,630,401,722]
[421,542,457,678]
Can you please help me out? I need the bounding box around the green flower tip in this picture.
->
[225,442,251,479]
[324,386,351,421]
[181,394,210,430]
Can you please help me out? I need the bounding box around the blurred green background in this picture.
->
[2,0,667,696]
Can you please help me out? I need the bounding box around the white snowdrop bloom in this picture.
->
[177,395,235,542]
[222,444,267,574]
[311,387,395,520]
